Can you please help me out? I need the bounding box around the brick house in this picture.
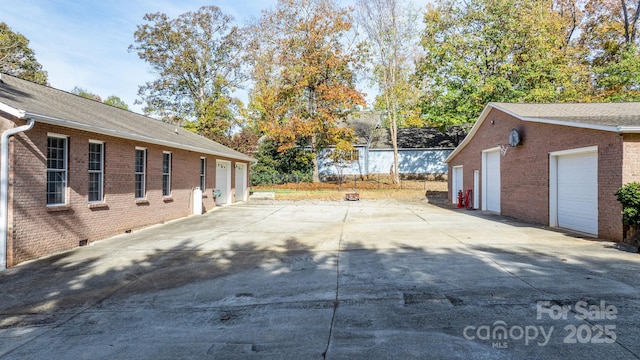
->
[445,102,640,241]
[0,74,255,268]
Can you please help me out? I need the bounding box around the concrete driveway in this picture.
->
[1,200,639,359]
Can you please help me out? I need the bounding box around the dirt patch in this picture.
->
[251,180,449,203]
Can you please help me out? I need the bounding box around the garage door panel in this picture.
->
[557,152,597,235]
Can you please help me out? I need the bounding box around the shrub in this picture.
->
[249,139,314,186]
[615,182,640,225]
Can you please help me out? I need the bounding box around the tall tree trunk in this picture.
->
[312,156,320,183]
[390,111,400,185]
[312,134,320,183]
[356,0,416,186]
[384,82,400,185]
[621,0,640,44]
[622,0,631,43]
[388,50,400,185]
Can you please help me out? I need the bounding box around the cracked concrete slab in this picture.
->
[1,200,639,359]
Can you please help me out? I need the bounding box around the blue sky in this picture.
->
[1,0,277,113]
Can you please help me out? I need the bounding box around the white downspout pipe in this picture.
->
[1,118,35,270]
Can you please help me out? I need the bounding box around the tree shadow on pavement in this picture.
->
[1,206,640,359]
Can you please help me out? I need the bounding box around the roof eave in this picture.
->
[490,103,621,132]
[0,102,25,119]
[444,103,495,163]
[23,111,256,163]
[618,126,640,133]
[518,116,619,132]
[445,102,623,164]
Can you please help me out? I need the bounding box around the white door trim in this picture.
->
[481,147,501,212]
[452,165,463,204]
[235,163,247,202]
[549,146,598,230]
[216,159,232,205]
[473,170,480,210]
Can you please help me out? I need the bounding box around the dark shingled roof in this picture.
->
[492,102,640,128]
[348,111,463,149]
[446,101,640,163]
[0,73,254,162]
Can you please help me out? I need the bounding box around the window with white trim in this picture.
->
[47,135,68,205]
[162,152,171,196]
[200,157,206,191]
[134,148,146,199]
[88,141,104,202]
[346,149,359,162]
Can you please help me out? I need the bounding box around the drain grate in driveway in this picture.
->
[445,295,464,306]
[207,343,258,354]
[403,292,443,305]
[402,292,464,306]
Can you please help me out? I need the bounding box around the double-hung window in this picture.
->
[162,152,172,196]
[200,157,206,191]
[47,135,68,205]
[88,141,104,202]
[134,148,146,199]
[348,149,359,162]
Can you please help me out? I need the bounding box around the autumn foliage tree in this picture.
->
[248,0,365,182]
[356,0,421,184]
[71,87,130,110]
[415,0,640,127]
[104,96,130,111]
[71,87,103,102]
[415,0,590,127]
[0,22,47,85]
[581,0,640,100]
[130,6,246,144]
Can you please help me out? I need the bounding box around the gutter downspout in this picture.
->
[1,118,35,270]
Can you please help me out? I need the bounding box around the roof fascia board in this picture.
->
[0,102,25,118]
[368,147,455,151]
[445,103,622,163]
[517,116,618,132]
[25,112,255,162]
[490,103,619,132]
[618,126,640,133]
[444,103,495,163]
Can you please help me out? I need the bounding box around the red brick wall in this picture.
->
[622,134,640,183]
[5,120,250,266]
[448,108,623,241]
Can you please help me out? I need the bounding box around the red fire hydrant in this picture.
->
[457,190,465,208]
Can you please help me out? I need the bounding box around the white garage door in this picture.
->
[556,152,598,235]
[216,160,231,205]
[452,166,463,204]
[483,150,501,213]
[235,163,247,202]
